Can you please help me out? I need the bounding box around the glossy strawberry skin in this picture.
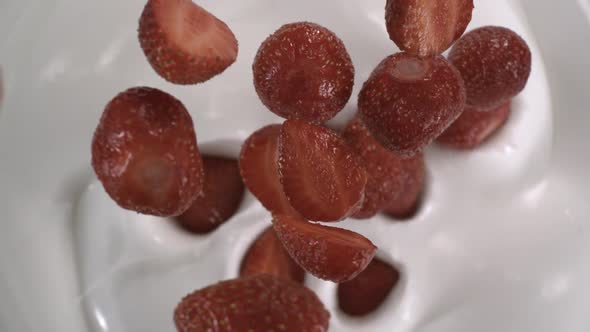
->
[176,156,244,234]
[438,101,512,149]
[449,26,531,109]
[92,87,204,217]
[253,22,354,124]
[174,274,329,332]
[343,116,425,219]
[138,0,238,84]
[239,125,299,215]
[240,226,305,283]
[358,52,466,157]
[385,0,474,57]
[278,120,367,222]
[338,257,400,316]
[272,214,377,283]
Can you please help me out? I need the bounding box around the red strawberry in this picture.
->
[337,258,400,316]
[138,0,238,85]
[278,120,367,222]
[449,26,531,108]
[174,274,329,332]
[385,0,474,57]
[358,52,466,157]
[253,22,355,124]
[240,226,305,284]
[343,116,425,219]
[438,101,512,149]
[239,125,298,215]
[176,156,244,234]
[92,87,204,217]
[383,154,425,220]
[272,214,377,283]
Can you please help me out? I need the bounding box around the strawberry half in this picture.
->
[92,87,204,217]
[337,257,400,316]
[343,116,425,219]
[272,214,377,283]
[278,120,367,222]
[437,101,512,149]
[239,125,298,215]
[174,274,329,332]
[240,226,305,284]
[138,0,238,85]
[176,156,244,234]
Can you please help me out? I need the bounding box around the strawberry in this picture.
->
[92,87,204,217]
[449,26,531,109]
[385,0,474,57]
[382,154,425,220]
[239,125,298,215]
[240,226,305,284]
[343,116,425,219]
[337,258,400,316]
[174,274,329,332]
[278,120,367,222]
[272,214,377,283]
[358,52,466,157]
[253,22,355,124]
[176,156,244,234]
[438,101,512,149]
[138,0,238,85]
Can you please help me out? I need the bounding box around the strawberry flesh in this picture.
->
[176,156,244,234]
[272,214,377,283]
[174,274,329,332]
[138,0,238,84]
[278,120,367,222]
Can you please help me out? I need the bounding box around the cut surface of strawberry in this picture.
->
[92,86,204,217]
[239,125,298,215]
[278,120,367,222]
[240,226,305,283]
[438,101,512,149]
[138,0,238,84]
[343,116,425,219]
[176,156,244,234]
[174,274,329,332]
[337,257,400,316]
[272,214,377,283]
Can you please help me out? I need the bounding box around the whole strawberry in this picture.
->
[174,274,329,332]
[138,0,238,84]
[92,87,204,217]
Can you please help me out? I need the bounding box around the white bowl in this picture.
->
[0,0,589,331]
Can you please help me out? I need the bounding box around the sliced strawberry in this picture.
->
[337,257,400,316]
[175,156,244,234]
[239,125,298,215]
[240,226,305,283]
[382,153,425,220]
[138,0,238,85]
[438,101,512,149]
[343,116,425,219]
[272,214,377,283]
[92,87,204,217]
[278,120,367,222]
[174,274,329,332]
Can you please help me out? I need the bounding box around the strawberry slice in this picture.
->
[176,156,244,234]
[272,214,377,283]
[240,226,305,283]
[174,274,329,332]
[437,101,512,149]
[92,87,204,217]
[337,258,400,316]
[278,120,367,222]
[239,125,298,215]
[343,116,425,219]
[138,0,238,85]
